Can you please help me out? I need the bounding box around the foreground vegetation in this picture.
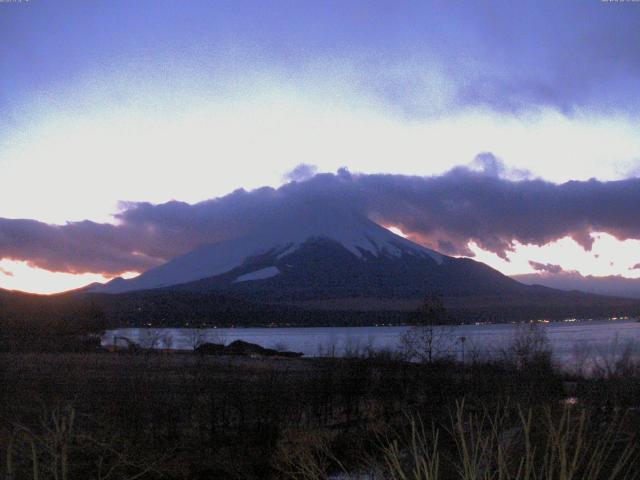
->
[1,296,640,479]
[0,331,640,479]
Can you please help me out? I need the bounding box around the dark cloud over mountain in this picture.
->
[2,161,640,276]
[529,262,564,274]
[283,164,318,182]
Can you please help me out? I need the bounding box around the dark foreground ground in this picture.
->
[1,349,640,479]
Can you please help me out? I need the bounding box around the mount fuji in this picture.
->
[87,208,640,324]
[93,209,514,298]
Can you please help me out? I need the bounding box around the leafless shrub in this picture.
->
[317,341,338,358]
[399,325,457,363]
[205,328,227,346]
[343,337,364,359]
[502,323,552,369]
[138,329,161,350]
[185,328,207,350]
[159,332,174,350]
[591,337,640,379]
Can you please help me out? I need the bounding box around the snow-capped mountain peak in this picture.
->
[93,210,443,294]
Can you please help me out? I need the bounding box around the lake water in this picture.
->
[104,319,640,373]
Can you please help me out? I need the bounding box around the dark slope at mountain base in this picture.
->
[2,286,639,329]
[87,290,640,327]
[173,237,529,301]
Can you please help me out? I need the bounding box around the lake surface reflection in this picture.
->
[104,320,640,372]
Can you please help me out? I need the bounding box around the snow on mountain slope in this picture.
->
[94,209,444,294]
[234,266,281,283]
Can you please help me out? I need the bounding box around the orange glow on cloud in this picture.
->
[2,231,640,295]
[0,260,139,294]
[468,233,640,278]
[386,226,640,279]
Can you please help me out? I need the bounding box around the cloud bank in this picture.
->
[3,159,640,276]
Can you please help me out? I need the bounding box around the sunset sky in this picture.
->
[1,0,640,294]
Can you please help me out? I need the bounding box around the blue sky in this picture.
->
[1,0,640,292]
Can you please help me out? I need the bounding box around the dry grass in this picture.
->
[276,402,640,480]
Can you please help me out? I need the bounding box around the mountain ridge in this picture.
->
[514,272,640,299]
